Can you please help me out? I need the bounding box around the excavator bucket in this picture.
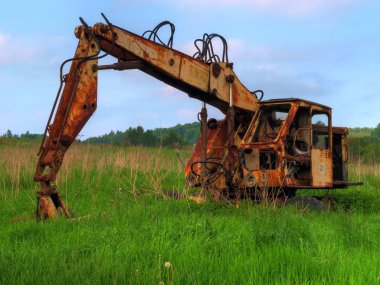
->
[36,189,71,220]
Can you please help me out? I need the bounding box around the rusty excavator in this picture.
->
[34,14,359,219]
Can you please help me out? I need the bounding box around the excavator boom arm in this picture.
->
[35,29,99,183]
[34,18,258,219]
[91,22,257,113]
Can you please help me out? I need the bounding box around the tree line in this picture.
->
[348,123,380,163]
[2,123,380,162]
[1,130,43,140]
[1,122,200,147]
[83,122,200,147]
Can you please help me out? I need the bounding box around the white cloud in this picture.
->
[175,108,197,121]
[174,0,356,16]
[226,38,357,64]
[0,34,7,45]
[136,111,160,120]
[241,63,342,100]
[179,37,351,69]
[0,32,42,64]
[0,31,75,70]
[176,37,343,102]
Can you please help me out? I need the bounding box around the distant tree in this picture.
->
[151,122,200,145]
[136,126,144,141]
[84,122,200,147]
[371,123,380,139]
[6,129,12,138]
[162,130,185,147]
[315,120,326,126]
[142,130,158,146]
[124,126,145,145]
[362,142,380,163]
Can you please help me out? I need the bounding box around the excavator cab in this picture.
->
[239,98,350,191]
[186,97,355,199]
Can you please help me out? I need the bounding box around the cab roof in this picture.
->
[259,98,331,110]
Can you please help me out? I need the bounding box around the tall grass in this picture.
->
[0,139,190,199]
[0,139,379,285]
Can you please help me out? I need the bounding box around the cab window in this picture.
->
[312,113,329,150]
[252,105,290,142]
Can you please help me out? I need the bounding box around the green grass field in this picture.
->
[0,139,379,284]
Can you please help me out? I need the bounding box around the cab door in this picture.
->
[311,112,333,188]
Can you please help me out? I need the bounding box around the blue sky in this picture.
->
[0,0,379,138]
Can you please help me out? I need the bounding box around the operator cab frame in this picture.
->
[240,98,348,189]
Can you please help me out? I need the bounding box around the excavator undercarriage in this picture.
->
[34,14,360,220]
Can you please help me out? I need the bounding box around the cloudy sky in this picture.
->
[0,0,379,138]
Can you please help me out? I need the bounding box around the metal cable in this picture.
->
[142,21,175,48]
[193,33,229,63]
[251,89,264,101]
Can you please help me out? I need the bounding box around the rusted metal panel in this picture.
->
[178,57,210,92]
[185,120,228,182]
[93,23,210,93]
[341,134,349,182]
[261,98,331,110]
[240,169,282,188]
[208,62,258,112]
[243,149,260,170]
[311,149,333,188]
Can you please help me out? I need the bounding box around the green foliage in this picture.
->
[142,130,159,147]
[5,129,12,138]
[1,179,380,284]
[151,122,200,145]
[162,130,185,147]
[84,122,200,147]
[1,130,43,140]
[348,123,380,162]
[19,131,43,140]
[122,127,162,147]
[371,123,380,139]
[1,129,15,138]
[85,130,125,145]
[349,127,373,138]
[315,120,326,126]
